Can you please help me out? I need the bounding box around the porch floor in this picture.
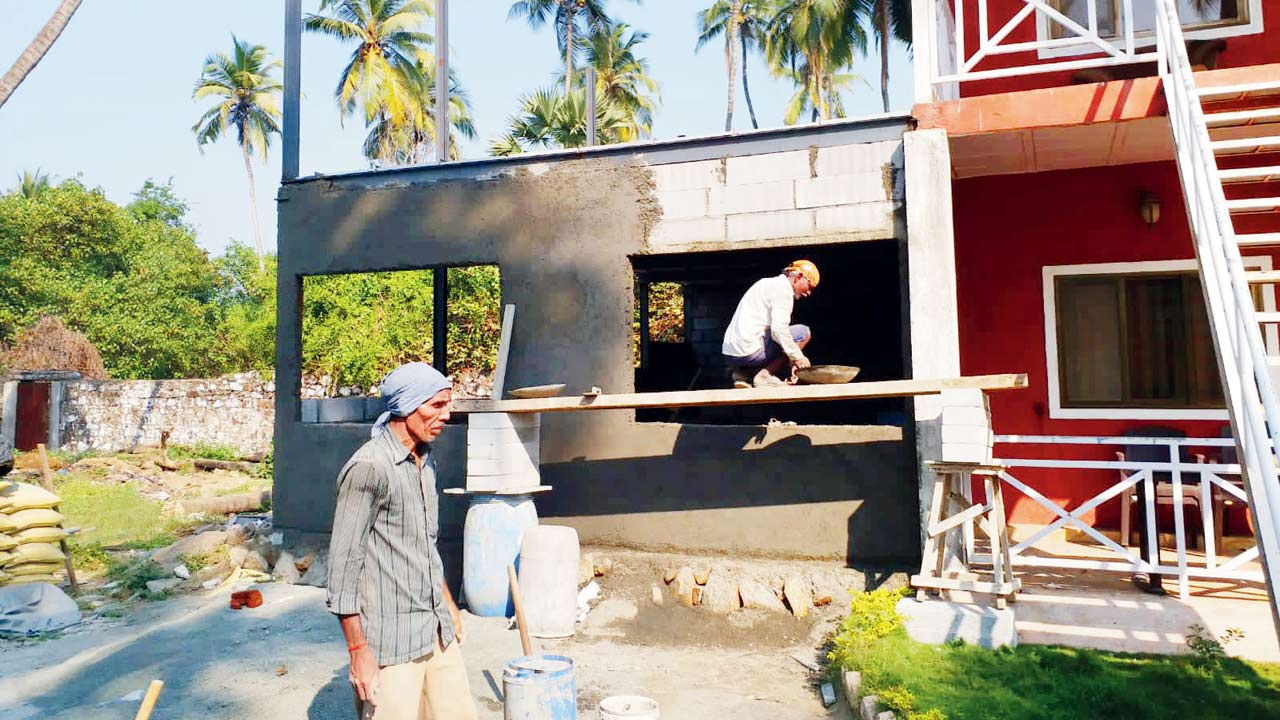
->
[967,535,1279,662]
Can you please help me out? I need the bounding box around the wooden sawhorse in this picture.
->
[912,462,1020,609]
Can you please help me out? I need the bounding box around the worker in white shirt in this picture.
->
[721,260,818,388]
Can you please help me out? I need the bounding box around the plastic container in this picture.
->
[462,494,538,617]
[598,696,659,720]
[503,654,576,720]
[518,525,580,638]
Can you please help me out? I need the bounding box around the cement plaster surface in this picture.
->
[274,143,918,563]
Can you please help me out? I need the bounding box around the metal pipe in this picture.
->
[283,0,302,181]
[435,0,449,163]
[585,67,597,147]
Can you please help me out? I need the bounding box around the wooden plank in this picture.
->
[36,443,78,595]
[491,304,516,399]
[927,500,989,537]
[453,373,1028,414]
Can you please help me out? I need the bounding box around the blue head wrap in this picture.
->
[371,362,452,437]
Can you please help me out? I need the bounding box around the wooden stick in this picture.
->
[133,679,164,720]
[507,564,532,657]
[492,304,516,398]
[454,373,1029,414]
[36,443,78,595]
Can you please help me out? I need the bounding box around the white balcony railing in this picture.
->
[911,0,1159,103]
[980,435,1263,600]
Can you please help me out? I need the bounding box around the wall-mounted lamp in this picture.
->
[1138,191,1161,229]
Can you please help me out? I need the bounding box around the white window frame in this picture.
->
[1043,258,1277,420]
[1034,0,1264,59]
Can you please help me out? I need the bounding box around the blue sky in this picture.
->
[0,1,912,256]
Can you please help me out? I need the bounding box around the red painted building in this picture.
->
[911,0,1280,538]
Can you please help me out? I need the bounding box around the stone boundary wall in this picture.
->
[59,373,275,454]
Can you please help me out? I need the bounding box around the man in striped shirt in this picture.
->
[327,362,477,720]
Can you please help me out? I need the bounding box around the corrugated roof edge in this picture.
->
[282,112,915,189]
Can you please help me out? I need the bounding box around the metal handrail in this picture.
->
[1155,0,1280,635]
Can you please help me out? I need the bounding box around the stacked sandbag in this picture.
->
[0,480,67,586]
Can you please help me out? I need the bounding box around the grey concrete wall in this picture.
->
[275,119,919,564]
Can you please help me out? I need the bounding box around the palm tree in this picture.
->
[14,169,51,199]
[304,0,435,131]
[363,62,476,164]
[696,1,773,131]
[507,0,638,97]
[490,86,629,156]
[766,0,869,123]
[0,0,82,109]
[870,0,910,112]
[569,23,659,142]
[192,36,282,272]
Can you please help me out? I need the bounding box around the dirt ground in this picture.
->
[0,549,902,719]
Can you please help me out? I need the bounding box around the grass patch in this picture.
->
[213,477,270,497]
[106,556,170,598]
[167,442,241,462]
[829,591,1280,720]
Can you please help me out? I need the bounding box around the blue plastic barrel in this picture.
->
[503,654,576,720]
[462,494,538,617]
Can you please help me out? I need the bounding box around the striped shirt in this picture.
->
[326,428,455,666]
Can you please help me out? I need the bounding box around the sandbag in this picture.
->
[6,509,64,532]
[0,533,15,551]
[13,527,68,545]
[0,482,60,512]
[0,551,12,565]
[8,543,65,565]
[0,515,14,534]
[5,561,64,577]
[6,574,60,586]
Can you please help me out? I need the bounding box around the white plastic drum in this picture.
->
[599,696,660,720]
[517,525,579,638]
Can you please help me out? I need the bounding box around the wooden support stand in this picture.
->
[912,462,1019,609]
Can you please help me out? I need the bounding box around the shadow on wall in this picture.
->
[538,423,917,566]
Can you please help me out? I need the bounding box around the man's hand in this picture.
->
[349,645,380,706]
[793,355,812,370]
[450,603,467,645]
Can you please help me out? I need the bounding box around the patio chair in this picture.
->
[1202,425,1256,551]
[1115,426,1205,593]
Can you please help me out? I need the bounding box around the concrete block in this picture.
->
[650,159,723,191]
[940,425,994,446]
[726,150,810,185]
[816,141,900,177]
[795,174,889,208]
[466,450,538,477]
[656,188,709,220]
[649,217,726,246]
[940,388,988,410]
[842,671,863,711]
[897,597,1017,649]
[301,399,320,424]
[709,180,794,215]
[468,425,539,446]
[942,406,991,427]
[815,202,897,235]
[465,467,541,492]
[941,442,993,464]
[467,438,539,462]
[726,209,814,242]
[469,412,540,430]
[317,398,365,423]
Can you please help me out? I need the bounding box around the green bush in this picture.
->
[828,586,912,672]
[167,442,240,462]
[106,556,168,598]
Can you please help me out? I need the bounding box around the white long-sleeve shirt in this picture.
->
[721,274,805,362]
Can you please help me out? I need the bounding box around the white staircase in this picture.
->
[1155,0,1280,635]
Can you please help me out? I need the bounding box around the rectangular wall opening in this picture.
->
[632,243,904,426]
[300,265,501,423]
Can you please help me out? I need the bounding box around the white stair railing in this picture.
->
[1155,0,1280,637]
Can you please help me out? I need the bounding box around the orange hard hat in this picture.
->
[786,260,820,287]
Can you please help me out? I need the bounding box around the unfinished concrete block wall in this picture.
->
[274,118,922,564]
[647,140,904,251]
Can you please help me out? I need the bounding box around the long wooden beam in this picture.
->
[454,374,1027,414]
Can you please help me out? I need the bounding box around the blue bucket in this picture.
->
[503,654,576,720]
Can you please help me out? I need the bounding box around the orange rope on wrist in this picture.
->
[347,642,367,653]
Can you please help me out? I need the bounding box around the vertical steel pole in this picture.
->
[585,67,597,147]
[433,268,449,373]
[435,0,449,163]
[283,0,302,181]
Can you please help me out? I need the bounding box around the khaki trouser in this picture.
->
[354,636,478,720]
